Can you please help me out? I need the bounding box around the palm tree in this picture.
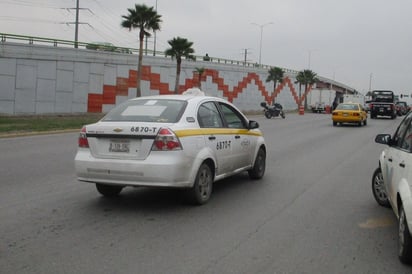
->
[296,69,318,109]
[121,4,162,97]
[165,37,195,93]
[266,66,284,104]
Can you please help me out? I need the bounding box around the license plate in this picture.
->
[343,113,348,117]
[379,108,384,112]
[109,140,130,153]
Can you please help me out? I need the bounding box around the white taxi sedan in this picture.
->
[75,88,266,205]
[372,111,412,263]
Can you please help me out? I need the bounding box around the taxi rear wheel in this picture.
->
[248,148,266,179]
[188,163,213,205]
[96,183,123,197]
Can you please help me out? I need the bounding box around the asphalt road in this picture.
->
[1,113,411,273]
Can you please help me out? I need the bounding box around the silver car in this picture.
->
[75,89,266,205]
[372,111,412,263]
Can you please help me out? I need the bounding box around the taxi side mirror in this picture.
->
[248,120,259,129]
[375,134,391,145]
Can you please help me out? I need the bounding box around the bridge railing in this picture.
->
[0,32,299,74]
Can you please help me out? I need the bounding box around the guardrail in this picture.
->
[0,33,357,92]
[0,32,299,73]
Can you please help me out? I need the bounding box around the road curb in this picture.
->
[0,129,80,138]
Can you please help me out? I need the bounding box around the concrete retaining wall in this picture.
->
[0,42,309,115]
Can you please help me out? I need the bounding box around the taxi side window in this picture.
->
[218,103,246,129]
[392,114,412,151]
[198,102,223,128]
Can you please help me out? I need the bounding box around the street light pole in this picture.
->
[251,22,273,66]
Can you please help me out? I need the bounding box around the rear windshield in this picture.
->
[336,104,359,111]
[102,99,187,123]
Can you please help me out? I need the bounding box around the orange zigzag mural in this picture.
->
[87,65,312,112]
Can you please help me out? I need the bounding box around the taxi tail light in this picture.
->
[152,128,182,151]
[78,127,89,148]
[353,113,360,116]
[332,112,338,116]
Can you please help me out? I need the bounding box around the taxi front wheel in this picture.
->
[248,148,266,179]
[188,163,213,205]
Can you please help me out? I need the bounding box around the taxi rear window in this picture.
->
[336,104,359,111]
[102,99,187,123]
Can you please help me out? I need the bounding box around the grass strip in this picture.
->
[0,114,104,134]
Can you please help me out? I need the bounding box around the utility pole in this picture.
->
[75,0,79,48]
[241,48,251,65]
[64,0,91,48]
[369,73,373,91]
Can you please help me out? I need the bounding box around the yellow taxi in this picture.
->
[332,102,367,126]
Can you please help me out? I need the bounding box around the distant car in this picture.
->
[74,88,266,205]
[372,111,412,264]
[331,102,368,126]
[396,101,409,116]
[86,42,117,51]
[85,42,132,54]
[311,102,326,113]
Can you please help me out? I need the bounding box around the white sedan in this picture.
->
[75,88,266,205]
[372,111,412,263]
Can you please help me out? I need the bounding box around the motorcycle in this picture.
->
[260,102,285,119]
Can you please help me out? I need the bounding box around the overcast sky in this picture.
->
[1,0,412,96]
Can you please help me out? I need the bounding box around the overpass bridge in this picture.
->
[0,33,356,115]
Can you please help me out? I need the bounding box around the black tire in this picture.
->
[95,183,123,197]
[371,168,390,207]
[281,112,285,119]
[333,121,337,126]
[399,204,412,264]
[364,119,367,126]
[188,163,213,205]
[264,111,272,119]
[248,147,266,179]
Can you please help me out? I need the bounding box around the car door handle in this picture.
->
[235,135,240,139]
[388,158,393,162]
[208,136,216,140]
[400,162,406,168]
